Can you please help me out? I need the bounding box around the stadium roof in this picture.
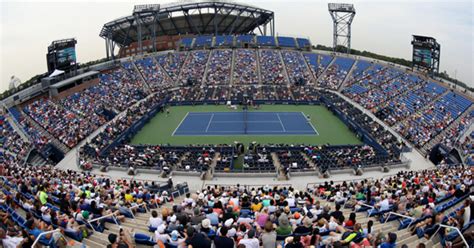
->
[50,71,99,89]
[100,1,274,47]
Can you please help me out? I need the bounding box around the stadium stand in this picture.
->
[233,49,260,85]
[134,57,172,91]
[281,50,313,84]
[3,2,474,247]
[0,161,470,247]
[236,34,255,47]
[0,112,31,164]
[296,38,311,49]
[179,37,194,49]
[317,57,355,90]
[256,36,277,47]
[375,81,447,126]
[303,53,334,79]
[214,35,234,47]
[277,36,297,48]
[259,49,289,84]
[194,36,213,48]
[205,49,233,85]
[179,50,210,85]
[155,52,188,82]
[395,92,473,148]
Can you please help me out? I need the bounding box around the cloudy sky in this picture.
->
[0,0,473,93]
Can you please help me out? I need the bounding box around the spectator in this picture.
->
[214,226,234,248]
[184,226,211,248]
[260,221,277,248]
[238,228,259,248]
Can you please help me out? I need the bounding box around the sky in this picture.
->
[0,0,473,93]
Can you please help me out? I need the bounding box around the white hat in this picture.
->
[40,206,48,212]
[202,218,211,229]
[157,224,166,234]
[224,218,234,227]
[170,215,177,223]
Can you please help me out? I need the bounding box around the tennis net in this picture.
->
[243,108,248,134]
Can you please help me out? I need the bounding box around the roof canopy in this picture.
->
[100,1,274,47]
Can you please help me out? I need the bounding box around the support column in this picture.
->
[328,3,356,54]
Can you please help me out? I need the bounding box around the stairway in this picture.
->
[315,55,335,83]
[276,50,291,86]
[271,152,286,180]
[255,49,263,85]
[229,49,236,86]
[5,114,30,142]
[337,59,358,91]
[80,196,186,248]
[201,50,213,86]
[395,90,449,131]
[131,60,153,94]
[152,56,174,87]
[29,153,48,166]
[315,197,439,248]
[21,112,70,154]
[300,152,318,173]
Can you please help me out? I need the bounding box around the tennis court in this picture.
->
[172,111,318,136]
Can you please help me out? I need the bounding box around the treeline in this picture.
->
[315,44,413,67]
[1,57,108,101]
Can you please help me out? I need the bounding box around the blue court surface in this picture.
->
[172,112,318,136]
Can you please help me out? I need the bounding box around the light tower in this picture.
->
[328,3,356,53]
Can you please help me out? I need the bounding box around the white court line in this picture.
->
[276,113,287,132]
[212,121,281,123]
[175,130,317,134]
[301,111,320,136]
[171,112,190,136]
[205,114,215,133]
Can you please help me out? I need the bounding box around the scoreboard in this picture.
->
[46,38,77,73]
[56,47,77,67]
[413,47,432,68]
[411,35,440,74]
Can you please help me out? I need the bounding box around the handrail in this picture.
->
[431,224,468,248]
[32,228,65,248]
[358,202,375,209]
[128,202,149,223]
[87,212,119,232]
[384,211,415,228]
[306,176,375,190]
[203,183,293,190]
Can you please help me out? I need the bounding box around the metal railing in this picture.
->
[87,212,119,232]
[383,212,415,228]
[128,202,149,223]
[431,224,469,248]
[32,228,66,248]
[358,202,375,210]
[306,177,375,190]
[203,183,293,190]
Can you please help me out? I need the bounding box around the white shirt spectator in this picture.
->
[239,237,260,248]
[2,235,24,248]
[149,216,163,228]
[379,198,390,211]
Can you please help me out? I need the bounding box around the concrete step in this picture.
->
[395,229,412,241]
[83,236,105,247]
[88,232,109,243]
[121,222,150,233]
[398,234,418,246]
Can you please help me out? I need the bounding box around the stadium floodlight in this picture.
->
[328,3,355,53]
